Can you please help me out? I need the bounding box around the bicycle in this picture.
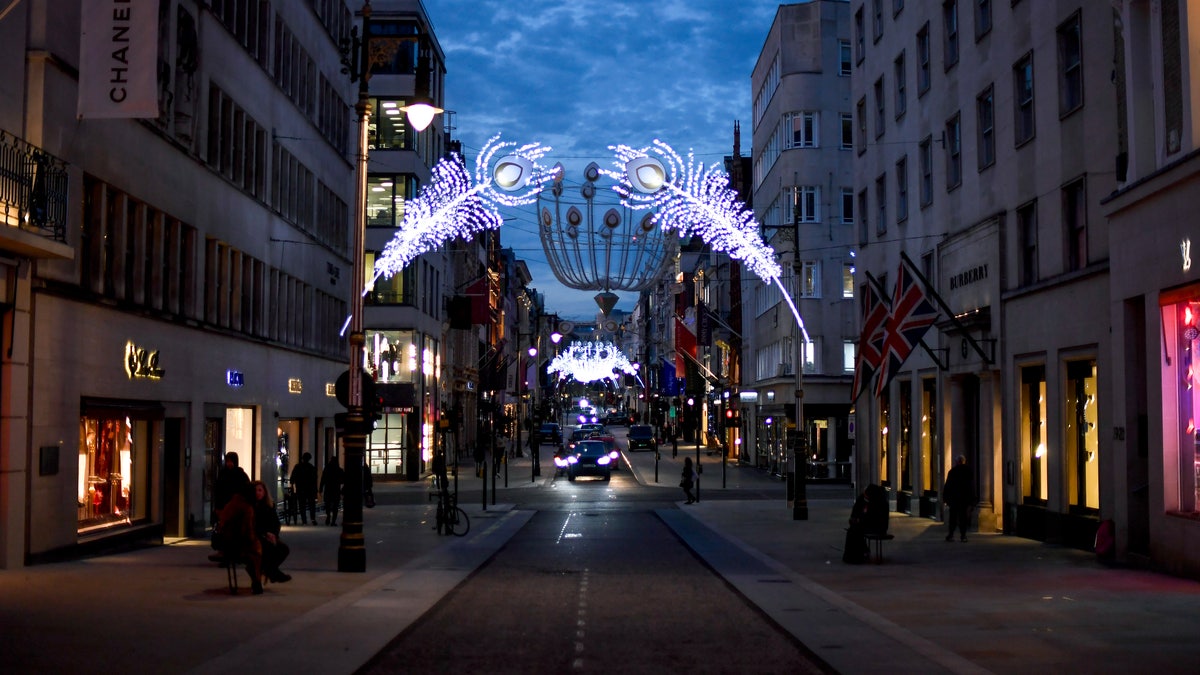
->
[435,489,470,537]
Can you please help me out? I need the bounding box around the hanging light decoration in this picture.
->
[547,340,640,384]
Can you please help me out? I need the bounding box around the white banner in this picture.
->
[77,0,159,119]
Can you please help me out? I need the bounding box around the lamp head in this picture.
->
[400,99,443,132]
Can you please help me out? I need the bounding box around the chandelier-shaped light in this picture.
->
[368,135,555,287]
[600,140,809,343]
[537,162,673,299]
[547,340,638,384]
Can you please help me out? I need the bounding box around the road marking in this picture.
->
[573,567,590,670]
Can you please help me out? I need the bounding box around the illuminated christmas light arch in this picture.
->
[547,340,639,384]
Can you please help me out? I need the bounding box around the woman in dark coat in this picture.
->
[249,480,291,584]
[319,455,345,526]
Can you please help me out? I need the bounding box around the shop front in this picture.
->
[77,399,164,537]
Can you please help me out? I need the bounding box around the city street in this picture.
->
[3,427,1200,674]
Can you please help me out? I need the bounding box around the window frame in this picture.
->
[945,112,962,191]
[875,172,888,236]
[856,97,868,155]
[917,23,932,96]
[839,40,852,76]
[919,135,934,207]
[977,84,996,170]
[1017,199,1038,285]
[840,113,854,150]
[1057,10,1084,116]
[895,156,909,223]
[894,51,907,119]
[1013,52,1036,146]
[841,187,855,225]
[1063,177,1087,271]
[943,0,959,71]
[874,77,886,138]
[974,0,992,41]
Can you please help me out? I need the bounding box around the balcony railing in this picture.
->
[0,130,68,244]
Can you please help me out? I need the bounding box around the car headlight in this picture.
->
[554,456,567,467]
[597,456,611,465]
[567,455,578,464]
[609,450,619,459]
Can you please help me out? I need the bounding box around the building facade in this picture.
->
[850,0,1117,544]
[746,1,856,479]
[1,1,358,566]
[1104,0,1200,576]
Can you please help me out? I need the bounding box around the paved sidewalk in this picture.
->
[3,447,1199,674]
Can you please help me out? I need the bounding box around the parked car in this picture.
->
[566,439,613,481]
[538,422,562,445]
[627,424,657,452]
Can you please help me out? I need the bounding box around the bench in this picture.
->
[864,532,895,564]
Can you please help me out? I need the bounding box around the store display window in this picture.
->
[1164,292,1200,513]
[78,415,151,533]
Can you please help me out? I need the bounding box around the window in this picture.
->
[875,173,887,236]
[893,0,904,16]
[943,1,959,69]
[977,85,995,169]
[788,111,819,148]
[919,136,933,206]
[366,174,419,227]
[855,7,865,64]
[1065,359,1099,511]
[793,186,820,223]
[370,97,413,150]
[839,40,852,76]
[920,379,939,496]
[1057,11,1083,115]
[895,156,908,222]
[1165,293,1200,513]
[857,189,868,245]
[1014,53,1035,145]
[799,261,821,297]
[945,114,962,189]
[843,264,855,298]
[975,0,992,39]
[843,340,857,373]
[856,98,867,154]
[803,337,818,374]
[841,187,855,224]
[874,77,886,137]
[840,113,854,149]
[917,23,931,95]
[894,51,907,118]
[1020,365,1047,503]
[872,0,884,41]
[1017,200,1038,285]
[1063,178,1087,271]
[1164,0,1183,153]
[365,252,415,304]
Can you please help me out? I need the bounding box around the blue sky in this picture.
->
[426,0,782,321]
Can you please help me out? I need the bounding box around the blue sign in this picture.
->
[226,370,245,387]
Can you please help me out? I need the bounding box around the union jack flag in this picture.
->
[851,279,889,402]
[875,258,939,398]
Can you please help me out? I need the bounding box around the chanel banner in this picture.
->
[77,0,158,119]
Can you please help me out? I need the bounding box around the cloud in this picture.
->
[428,0,779,318]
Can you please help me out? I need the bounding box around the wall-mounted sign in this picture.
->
[227,370,245,387]
[1182,238,1192,273]
[739,391,759,403]
[288,378,302,394]
[124,341,164,379]
[326,383,337,397]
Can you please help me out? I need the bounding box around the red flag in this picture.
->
[675,316,696,378]
[851,280,889,402]
[466,277,490,324]
[875,258,939,398]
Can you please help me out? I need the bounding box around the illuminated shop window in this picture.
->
[1020,365,1048,503]
[78,416,150,533]
[1065,359,1099,511]
[899,381,912,491]
[879,395,890,487]
[1165,296,1200,513]
[920,378,938,495]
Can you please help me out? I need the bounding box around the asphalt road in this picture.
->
[361,428,830,674]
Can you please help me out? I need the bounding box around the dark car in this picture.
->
[538,423,562,445]
[627,424,657,451]
[567,440,614,481]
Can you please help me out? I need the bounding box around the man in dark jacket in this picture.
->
[212,452,250,526]
[943,455,976,542]
[289,452,318,525]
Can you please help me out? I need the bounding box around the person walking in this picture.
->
[681,456,698,504]
[319,455,345,526]
[943,455,976,542]
[289,452,318,525]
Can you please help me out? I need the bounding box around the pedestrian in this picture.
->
[670,429,678,459]
[248,480,291,584]
[212,451,250,525]
[215,482,262,594]
[363,462,375,508]
[943,455,976,542]
[843,488,871,564]
[681,456,698,504]
[319,455,345,526]
[289,452,318,525]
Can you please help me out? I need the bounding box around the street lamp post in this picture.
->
[689,396,700,503]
